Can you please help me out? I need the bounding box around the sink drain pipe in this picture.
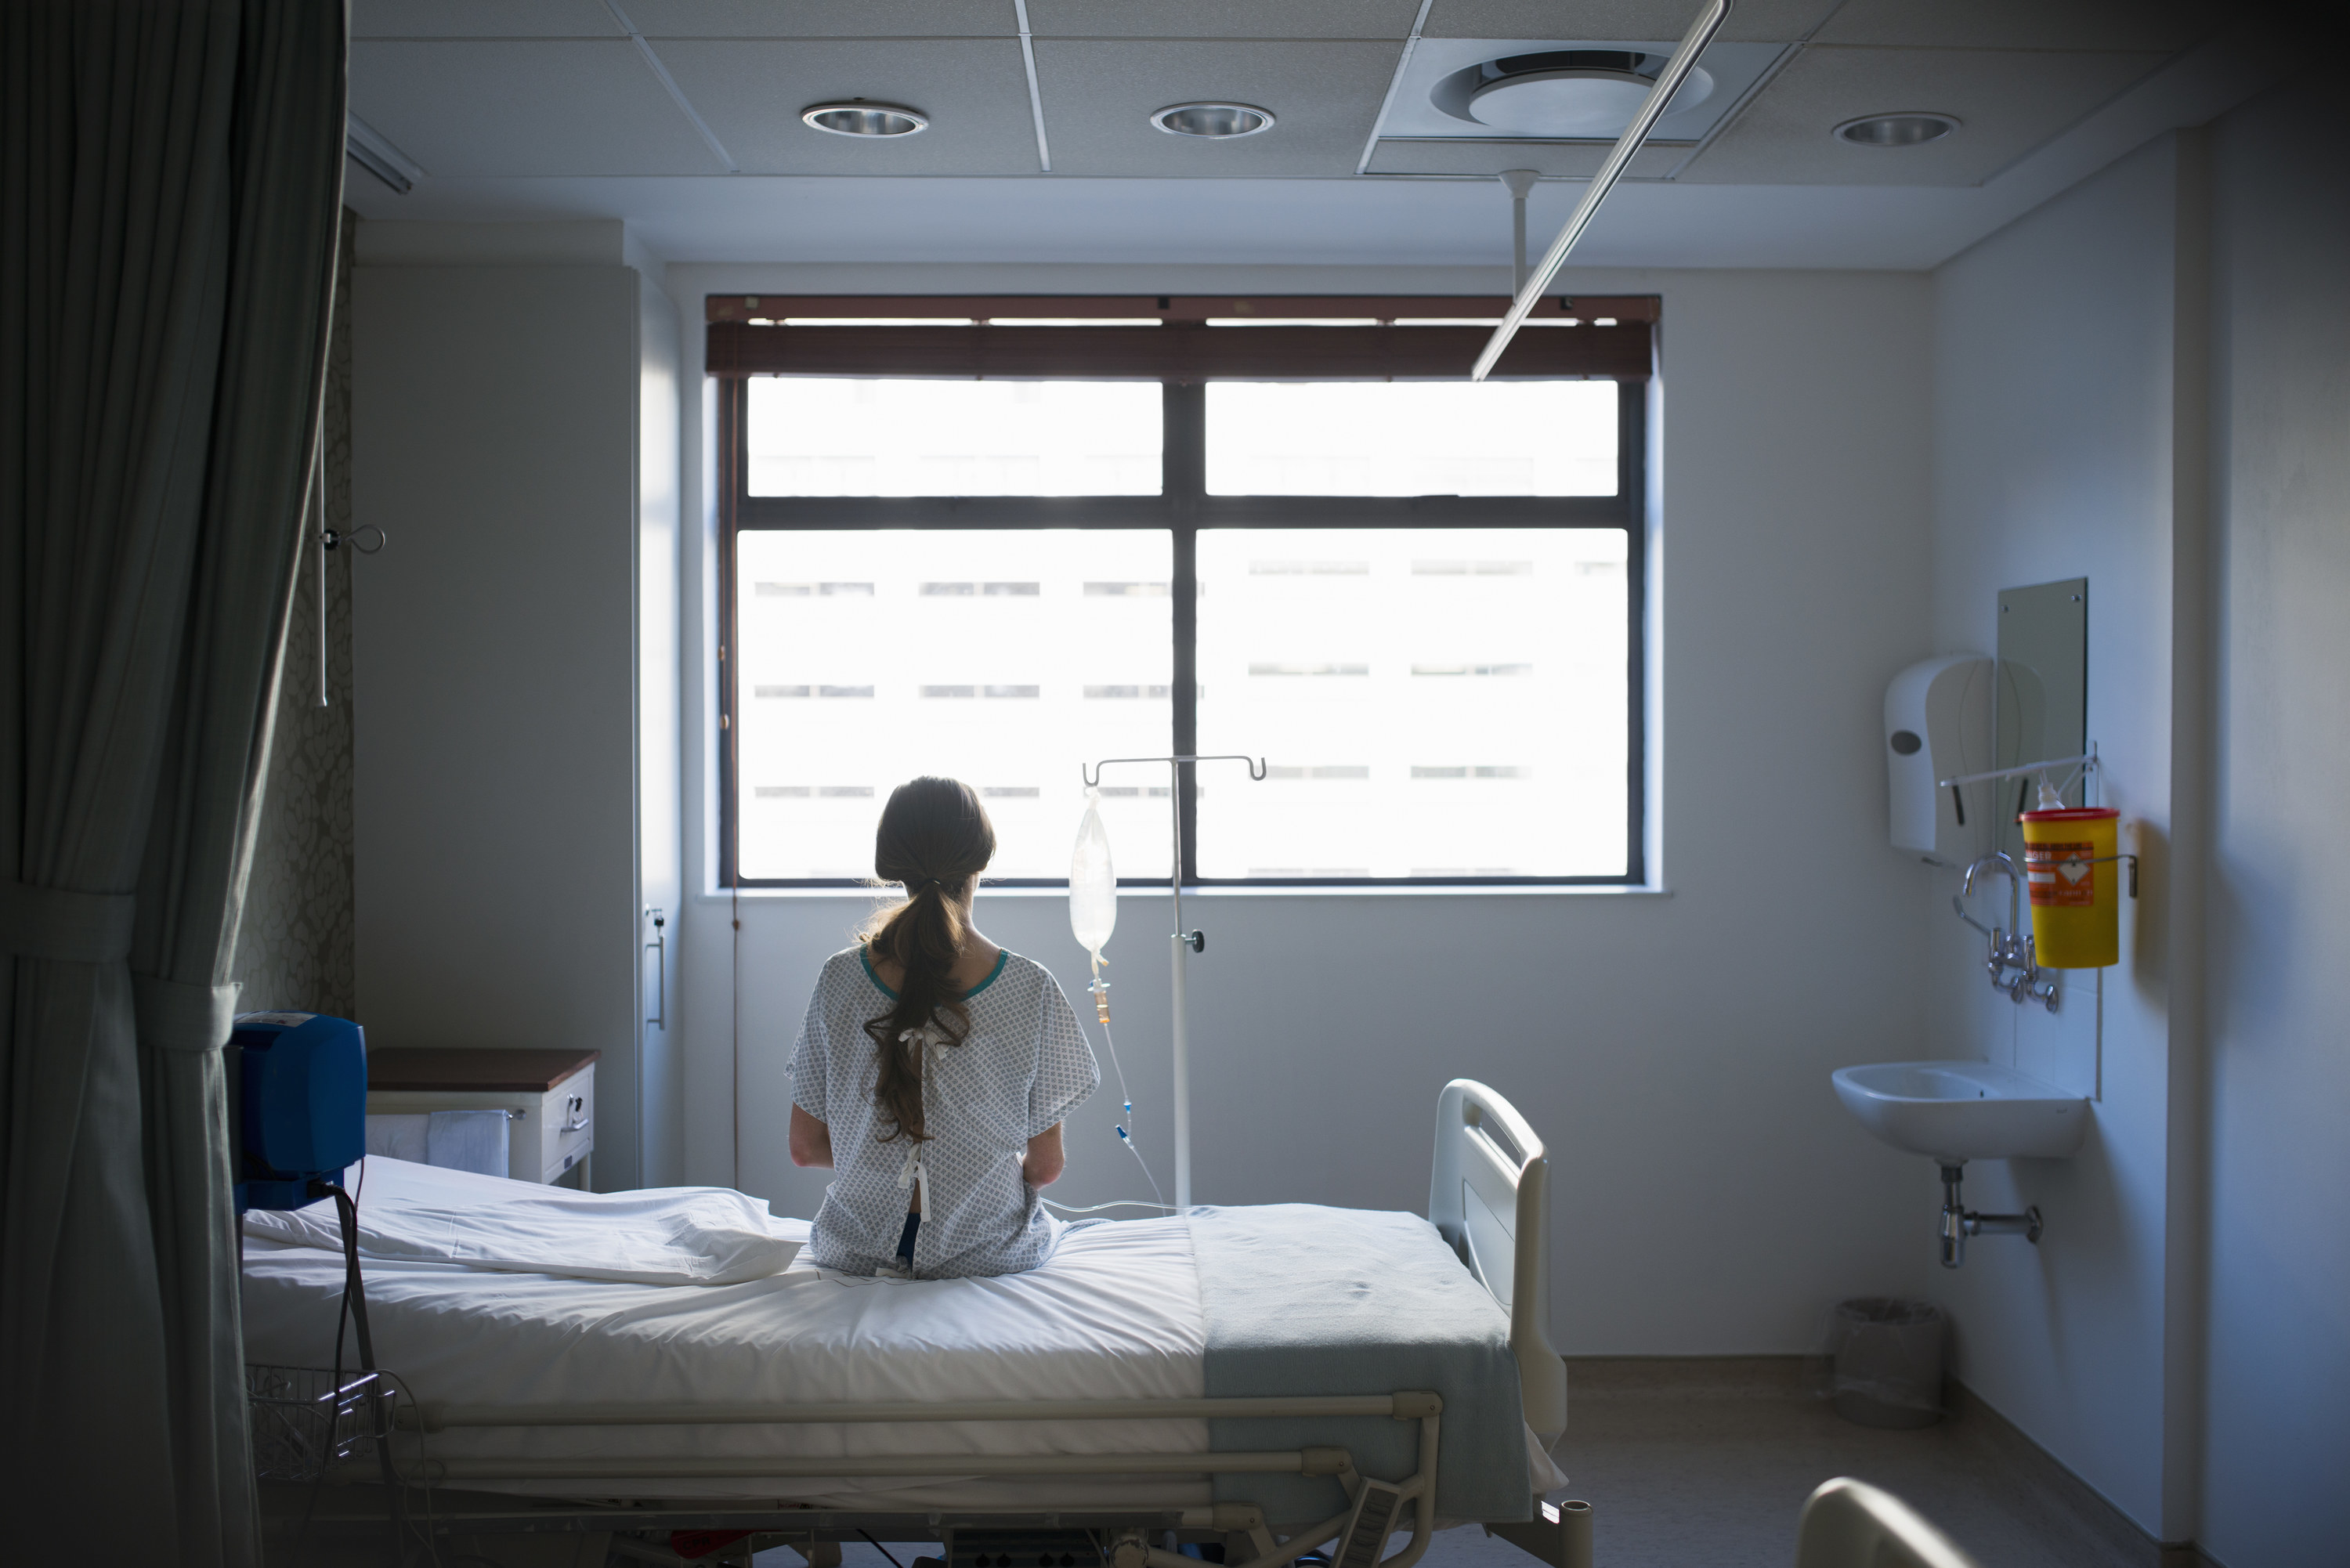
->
[1939,1165,2042,1269]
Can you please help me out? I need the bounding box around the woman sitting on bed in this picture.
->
[788,775,1101,1279]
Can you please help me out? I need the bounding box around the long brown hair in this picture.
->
[860,776,997,1143]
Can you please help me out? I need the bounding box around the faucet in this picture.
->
[1954,853,2059,1011]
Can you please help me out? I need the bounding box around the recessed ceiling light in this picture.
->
[1834,112,1960,148]
[802,101,928,138]
[1151,103,1275,139]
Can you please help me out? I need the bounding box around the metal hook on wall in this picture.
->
[325,523,387,555]
[314,508,385,709]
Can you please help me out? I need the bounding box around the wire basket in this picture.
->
[247,1364,385,1483]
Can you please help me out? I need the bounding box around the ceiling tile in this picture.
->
[349,41,723,175]
[1425,0,1843,46]
[1365,140,1685,178]
[352,1,621,38]
[1033,40,1398,175]
[1681,45,2167,186]
[1814,0,2222,53]
[1028,1,1422,39]
[655,39,1039,175]
[627,0,1012,38]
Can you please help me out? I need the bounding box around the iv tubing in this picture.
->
[1090,957,1166,1212]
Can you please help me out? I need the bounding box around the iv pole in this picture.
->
[1081,753,1267,1212]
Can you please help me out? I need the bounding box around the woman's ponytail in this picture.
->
[861,778,997,1143]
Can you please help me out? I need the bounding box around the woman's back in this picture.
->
[792,945,1097,1277]
[789,775,1098,1277]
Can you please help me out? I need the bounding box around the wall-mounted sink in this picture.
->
[1832,1060,2088,1164]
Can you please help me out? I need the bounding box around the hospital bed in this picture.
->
[244,1079,1582,1568]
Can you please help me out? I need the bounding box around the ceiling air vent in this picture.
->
[1445,49,1716,139]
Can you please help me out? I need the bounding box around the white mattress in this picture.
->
[241,1158,1208,1505]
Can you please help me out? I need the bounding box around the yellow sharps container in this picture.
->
[2018,806,2120,967]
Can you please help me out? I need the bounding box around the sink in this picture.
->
[1832,1060,2088,1163]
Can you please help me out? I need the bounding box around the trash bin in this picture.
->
[1828,1298,1945,1429]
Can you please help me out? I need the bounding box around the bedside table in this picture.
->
[365,1047,598,1187]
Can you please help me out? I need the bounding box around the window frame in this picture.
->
[717,339,1647,891]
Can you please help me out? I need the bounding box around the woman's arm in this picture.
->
[789,1104,834,1169]
[1024,1122,1065,1187]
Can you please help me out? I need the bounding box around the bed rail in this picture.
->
[1427,1079,1565,1439]
[401,1393,1436,1433]
[366,1391,1445,1568]
[400,1450,1354,1483]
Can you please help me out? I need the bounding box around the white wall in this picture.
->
[671,263,1943,1353]
[1922,135,2189,1537]
[1921,91,2350,1561]
[352,229,682,1190]
[2199,80,2350,1568]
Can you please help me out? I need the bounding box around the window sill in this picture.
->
[697,883,1671,903]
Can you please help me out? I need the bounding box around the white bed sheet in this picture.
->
[240,1160,1208,1505]
[243,1158,798,1286]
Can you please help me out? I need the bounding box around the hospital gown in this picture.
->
[790,946,1099,1278]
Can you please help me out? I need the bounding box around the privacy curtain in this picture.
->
[0,2,345,1555]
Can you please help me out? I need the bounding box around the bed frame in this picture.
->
[278,1078,1585,1568]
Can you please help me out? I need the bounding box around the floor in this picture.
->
[765,1360,2139,1568]
[1536,1358,2141,1568]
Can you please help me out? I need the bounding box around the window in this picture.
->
[736,526,1176,881]
[1195,527,1629,880]
[747,379,1162,497]
[1204,381,1617,497]
[717,298,1650,887]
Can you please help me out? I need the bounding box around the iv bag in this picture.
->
[1070,789,1117,959]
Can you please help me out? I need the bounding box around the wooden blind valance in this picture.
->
[703,296,1657,382]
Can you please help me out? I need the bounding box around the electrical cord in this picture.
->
[299,1166,418,1567]
[292,1156,371,1563]
[291,1267,353,1560]
[375,1368,450,1568]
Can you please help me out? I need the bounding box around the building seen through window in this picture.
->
[725,352,1643,887]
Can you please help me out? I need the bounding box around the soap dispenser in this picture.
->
[1884,655,1993,865]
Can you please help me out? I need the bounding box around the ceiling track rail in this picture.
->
[1659,38,1801,181]
[1471,0,1731,381]
[1012,0,1054,172]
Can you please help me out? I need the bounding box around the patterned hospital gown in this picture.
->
[790,945,1100,1278]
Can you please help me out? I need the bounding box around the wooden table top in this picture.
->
[367,1047,599,1093]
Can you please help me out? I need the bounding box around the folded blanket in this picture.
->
[240,1155,801,1286]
